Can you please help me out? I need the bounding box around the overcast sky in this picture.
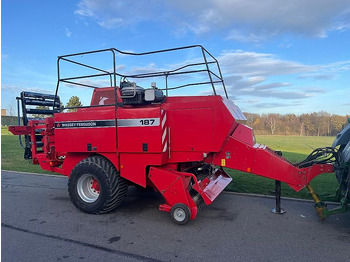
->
[2,0,350,115]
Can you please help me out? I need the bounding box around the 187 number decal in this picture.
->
[140,119,155,125]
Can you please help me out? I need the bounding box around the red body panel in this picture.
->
[90,87,123,105]
[117,107,164,153]
[120,153,163,187]
[163,96,238,156]
[169,107,214,152]
[54,107,117,153]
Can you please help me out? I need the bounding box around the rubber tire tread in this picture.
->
[336,145,349,192]
[68,155,128,214]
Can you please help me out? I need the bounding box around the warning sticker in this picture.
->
[221,159,226,167]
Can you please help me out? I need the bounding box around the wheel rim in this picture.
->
[173,207,186,222]
[77,174,100,203]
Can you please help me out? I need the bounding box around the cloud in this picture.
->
[321,60,350,72]
[2,84,22,92]
[298,74,336,80]
[297,60,350,80]
[254,82,291,90]
[251,101,303,109]
[74,0,164,29]
[65,28,72,37]
[2,84,53,94]
[251,90,312,100]
[216,50,340,100]
[302,87,326,93]
[168,0,350,39]
[226,31,267,43]
[75,0,350,41]
[226,80,314,100]
[63,78,111,89]
[98,18,124,29]
[218,50,316,76]
[74,1,96,17]
[128,63,163,75]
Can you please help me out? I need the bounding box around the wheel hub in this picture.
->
[77,174,100,203]
[91,178,100,192]
[173,207,186,222]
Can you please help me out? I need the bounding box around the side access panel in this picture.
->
[117,107,167,153]
[117,106,168,186]
[161,96,243,163]
[169,107,215,152]
[54,107,117,153]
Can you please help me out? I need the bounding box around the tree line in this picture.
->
[244,111,349,136]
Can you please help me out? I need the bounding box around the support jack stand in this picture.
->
[271,180,286,214]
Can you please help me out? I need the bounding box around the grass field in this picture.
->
[1,127,339,200]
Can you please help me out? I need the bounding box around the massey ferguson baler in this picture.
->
[9,45,349,224]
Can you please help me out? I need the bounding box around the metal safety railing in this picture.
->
[55,45,228,109]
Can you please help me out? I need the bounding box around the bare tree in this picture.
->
[266,114,279,135]
[300,122,304,136]
[316,111,331,136]
[7,100,17,116]
[300,114,316,136]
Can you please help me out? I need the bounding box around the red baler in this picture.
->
[9,46,338,224]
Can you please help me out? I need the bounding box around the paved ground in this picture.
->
[2,170,350,262]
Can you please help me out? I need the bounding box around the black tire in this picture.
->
[336,145,345,185]
[68,155,128,214]
[170,203,191,225]
[336,144,349,192]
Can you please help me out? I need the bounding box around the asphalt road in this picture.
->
[2,170,350,262]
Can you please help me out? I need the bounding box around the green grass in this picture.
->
[1,127,12,135]
[1,128,339,201]
[1,127,50,174]
[225,135,338,201]
[257,135,334,158]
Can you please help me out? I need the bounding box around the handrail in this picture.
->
[55,45,228,110]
